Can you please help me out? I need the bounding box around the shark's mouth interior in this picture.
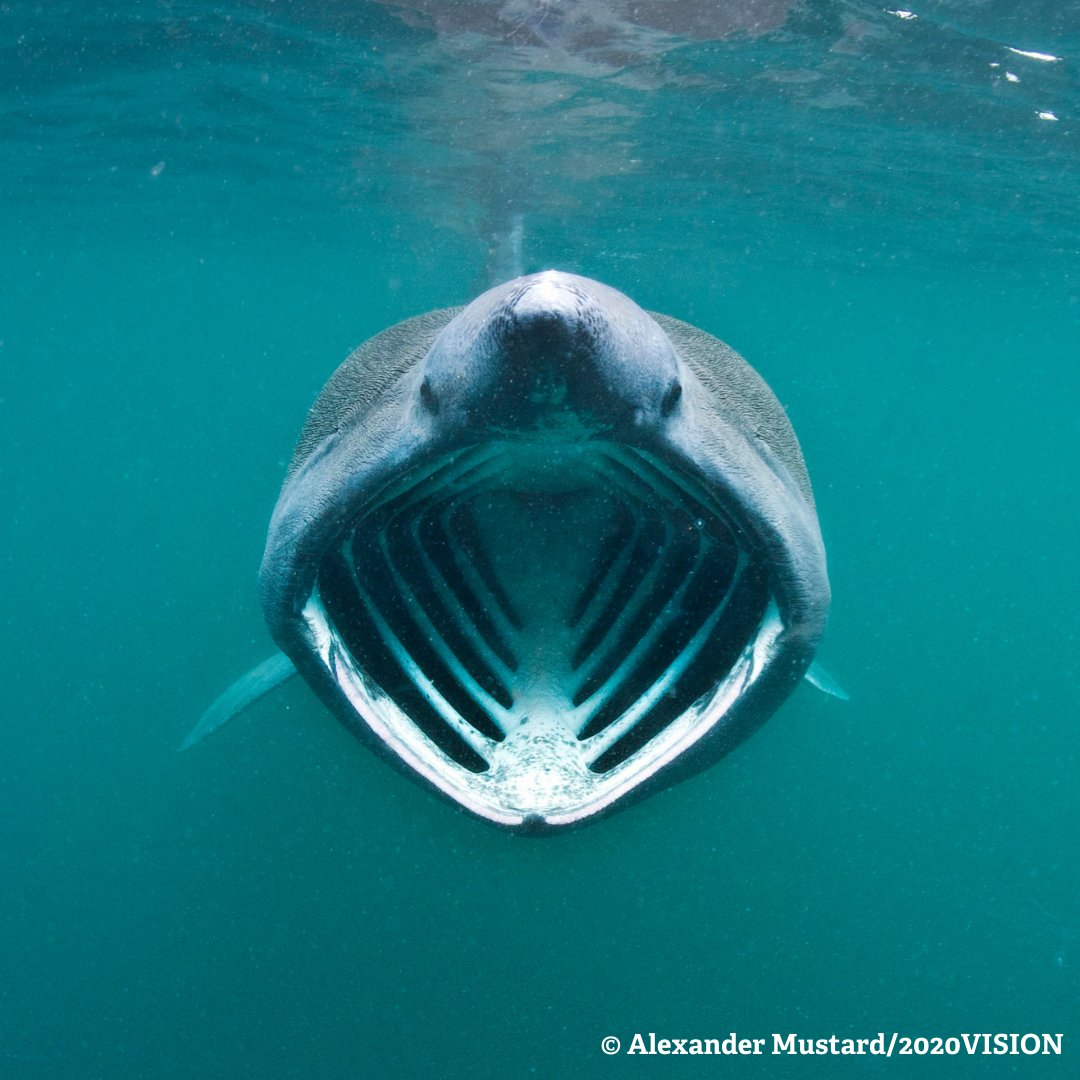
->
[303,442,779,826]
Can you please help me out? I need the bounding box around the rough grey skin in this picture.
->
[256,271,831,831]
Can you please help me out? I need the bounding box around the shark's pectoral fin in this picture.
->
[179,652,298,751]
[803,661,850,702]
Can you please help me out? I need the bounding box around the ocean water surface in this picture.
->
[3,1,1078,1076]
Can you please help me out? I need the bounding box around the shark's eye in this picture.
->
[661,380,682,417]
[420,377,439,413]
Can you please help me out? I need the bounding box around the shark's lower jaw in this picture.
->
[300,441,781,829]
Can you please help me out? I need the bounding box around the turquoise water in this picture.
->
[3,2,1078,1076]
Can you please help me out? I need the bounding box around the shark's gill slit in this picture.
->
[385,511,514,714]
[446,504,524,632]
[419,508,519,674]
[574,516,708,736]
[313,443,771,786]
[589,557,770,772]
[316,547,492,772]
[569,511,666,679]
[375,533,511,740]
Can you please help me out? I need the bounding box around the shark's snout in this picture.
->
[421,271,680,433]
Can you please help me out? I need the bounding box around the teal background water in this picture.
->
[3,2,1078,1076]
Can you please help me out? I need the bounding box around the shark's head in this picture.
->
[260,272,830,831]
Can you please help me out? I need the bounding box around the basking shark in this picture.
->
[185,271,841,831]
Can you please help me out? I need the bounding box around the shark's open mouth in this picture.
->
[301,441,781,827]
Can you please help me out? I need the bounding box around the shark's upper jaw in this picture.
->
[296,438,782,829]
